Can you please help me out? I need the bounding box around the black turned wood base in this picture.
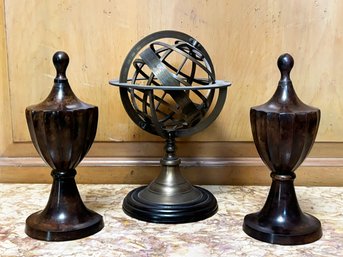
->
[122,186,218,224]
[243,212,322,245]
[25,170,104,241]
[243,174,322,245]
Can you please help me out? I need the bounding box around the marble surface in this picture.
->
[0,183,342,257]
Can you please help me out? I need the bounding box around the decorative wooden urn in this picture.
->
[25,51,104,241]
[243,53,322,245]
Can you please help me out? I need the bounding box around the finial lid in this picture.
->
[277,53,294,82]
[53,51,69,82]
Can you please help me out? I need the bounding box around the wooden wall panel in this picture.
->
[4,0,343,142]
[2,0,343,184]
[0,0,12,155]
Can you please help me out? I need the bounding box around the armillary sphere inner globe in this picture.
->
[110,30,230,138]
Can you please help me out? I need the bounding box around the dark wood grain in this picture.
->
[25,51,104,241]
[243,53,322,245]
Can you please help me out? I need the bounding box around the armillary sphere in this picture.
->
[110,30,229,139]
[110,30,231,224]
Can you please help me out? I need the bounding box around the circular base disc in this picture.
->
[243,212,322,245]
[123,186,218,223]
[25,211,104,241]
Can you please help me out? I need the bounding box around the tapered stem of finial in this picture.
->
[53,51,69,82]
[277,53,294,82]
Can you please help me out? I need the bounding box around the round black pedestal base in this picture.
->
[243,212,322,245]
[123,186,218,223]
[25,211,104,241]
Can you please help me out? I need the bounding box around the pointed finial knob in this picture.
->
[277,53,294,82]
[53,51,69,82]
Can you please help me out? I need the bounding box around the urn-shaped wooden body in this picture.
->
[25,51,103,241]
[250,54,320,175]
[243,53,322,245]
[26,52,97,169]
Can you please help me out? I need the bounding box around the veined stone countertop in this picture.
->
[0,184,342,256]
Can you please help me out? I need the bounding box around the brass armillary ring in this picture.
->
[110,30,231,138]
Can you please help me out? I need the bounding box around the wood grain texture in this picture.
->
[2,141,342,158]
[1,1,343,185]
[0,0,12,155]
[4,0,342,142]
[1,164,343,186]
[1,141,342,184]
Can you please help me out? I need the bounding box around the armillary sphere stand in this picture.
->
[123,130,218,223]
[111,82,229,223]
[110,30,231,223]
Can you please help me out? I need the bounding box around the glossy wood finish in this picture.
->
[25,51,104,241]
[243,54,322,245]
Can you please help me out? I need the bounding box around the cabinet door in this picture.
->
[1,0,342,185]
